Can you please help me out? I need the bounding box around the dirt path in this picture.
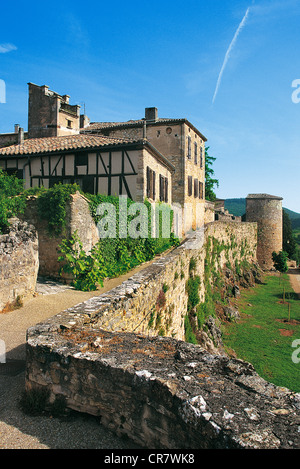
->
[288,268,300,299]
[0,254,169,449]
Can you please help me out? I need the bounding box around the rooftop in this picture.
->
[247,194,283,200]
[82,117,207,141]
[0,134,141,156]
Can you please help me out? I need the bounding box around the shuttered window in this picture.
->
[159,174,169,202]
[194,178,199,198]
[146,167,156,200]
[188,176,193,196]
[199,181,204,199]
[187,136,191,159]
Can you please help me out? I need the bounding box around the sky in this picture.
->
[0,0,299,212]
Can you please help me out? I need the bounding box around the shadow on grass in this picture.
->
[274,292,299,301]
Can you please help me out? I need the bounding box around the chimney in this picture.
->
[145,107,158,122]
[18,127,24,145]
[14,124,20,134]
[80,114,90,129]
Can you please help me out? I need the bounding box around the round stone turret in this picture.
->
[246,194,283,270]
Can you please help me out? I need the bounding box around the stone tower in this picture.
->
[246,194,283,270]
[27,83,81,139]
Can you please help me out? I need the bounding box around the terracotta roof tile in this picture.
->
[0,134,140,156]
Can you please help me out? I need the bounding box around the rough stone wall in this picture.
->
[25,328,300,449]
[24,221,280,449]
[33,236,203,341]
[204,200,215,224]
[21,192,99,279]
[22,222,257,342]
[246,195,283,270]
[0,219,39,311]
[0,132,28,149]
[206,221,258,269]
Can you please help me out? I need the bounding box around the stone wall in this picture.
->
[204,200,215,224]
[23,220,280,450]
[205,221,257,269]
[26,221,256,343]
[25,327,300,449]
[0,218,39,312]
[21,192,99,279]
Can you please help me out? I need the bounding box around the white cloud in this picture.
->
[0,43,17,54]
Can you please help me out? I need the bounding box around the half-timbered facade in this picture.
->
[0,134,174,203]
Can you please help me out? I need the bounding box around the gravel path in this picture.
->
[288,268,300,299]
[0,274,148,450]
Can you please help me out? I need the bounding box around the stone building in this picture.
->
[0,83,207,233]
[246,194,283,270]
[82,106,207,230]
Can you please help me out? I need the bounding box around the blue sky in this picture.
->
[0,0,299,212]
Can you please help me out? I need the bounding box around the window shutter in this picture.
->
[188,176,192,196]
[194,178,198,198]
[152,171,156,200]
[159,175,163,201]
[165,178,168,203]
[146,166,150,198]
[188,137,191,159]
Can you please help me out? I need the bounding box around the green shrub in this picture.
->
[184,315,197,344]
[0,169,26,233]
[58,231,107,291]
[37,183,80,236]
[186,276,201,312]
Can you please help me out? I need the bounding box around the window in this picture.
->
[75,152,88,166]
[159,174,168,202]
[146,166,156,200]
[194,142,198,165]
[187,136,191,159]
[188,176,193,196]
[67,119,73,129]
[200,147,203,169]
[199,181,204,199]
[194,178,199,198]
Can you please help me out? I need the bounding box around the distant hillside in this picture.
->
[224,199,246,217]
[224,198,300,229]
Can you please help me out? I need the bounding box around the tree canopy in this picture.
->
[205,147,219,201]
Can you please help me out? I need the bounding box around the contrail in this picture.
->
[212,7,251,104]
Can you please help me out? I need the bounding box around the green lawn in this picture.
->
[222,273,300,392]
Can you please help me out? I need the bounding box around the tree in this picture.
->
[272,251,289,273]
[205,147,219,201]
[283,210,299,262]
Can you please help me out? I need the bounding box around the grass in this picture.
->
[222,273,300,392]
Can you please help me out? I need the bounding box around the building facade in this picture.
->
[0,83,207,233]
